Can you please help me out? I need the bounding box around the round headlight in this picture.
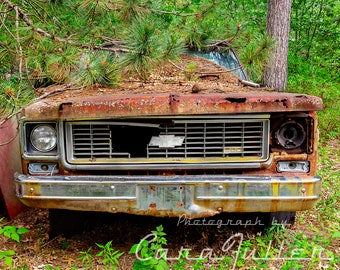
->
[275,121,306,149]
[30,125,57,152]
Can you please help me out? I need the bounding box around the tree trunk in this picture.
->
[263,0,292,91]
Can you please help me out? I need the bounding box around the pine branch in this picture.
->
[2,0,128,53]
[149,9,198,17]
[2,0,53,38]
[149,2,215,18]
[0,84,75,136]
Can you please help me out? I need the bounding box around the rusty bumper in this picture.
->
[15,174,321,218]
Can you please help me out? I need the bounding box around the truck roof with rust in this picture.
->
[23,55,323,120]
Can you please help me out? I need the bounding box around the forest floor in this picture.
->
[1,140,339,270]
[2,206,338,270]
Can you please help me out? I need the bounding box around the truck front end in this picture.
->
[15,90,323,222]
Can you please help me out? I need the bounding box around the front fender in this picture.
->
[0,118,25,218]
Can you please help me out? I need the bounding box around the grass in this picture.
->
[287,56,340,141]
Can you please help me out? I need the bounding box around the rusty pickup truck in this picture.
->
[0,48,323,227]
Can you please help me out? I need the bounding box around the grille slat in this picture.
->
[65,118,269,163]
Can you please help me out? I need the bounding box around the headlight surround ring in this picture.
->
[275,121,306,149]
[30,124,57,152]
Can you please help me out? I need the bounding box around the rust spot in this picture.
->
[150,185,156,192]
[275,99,288,108]
[59,102,72,112]
[169,93,180,105]
[176,202,184,207]
[149,202,156,208]
[225,97,247,103]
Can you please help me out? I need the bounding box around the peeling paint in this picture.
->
[23,92,323,120]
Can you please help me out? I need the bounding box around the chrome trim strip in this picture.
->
[17,174,322,183]
[60,159,272,170]
[16,174,321,198]
[17,195,319,201]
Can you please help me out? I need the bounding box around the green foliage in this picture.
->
[0,218,29,267]
[192,254,208,270]
[46,47,79,84]
[162,34,185,62]
[0,0,274,90]
[77,242,123,270]
[72,51,119,88]
[287,53,340,140]
[60,239,69,250]
[239,34,273,82]
[96,241,124,270]
[0,218,29,243]
[309,144,340,233]
[171,249,189,270]
[0,79,34,115]
[182,21,213,50]
[120,17,184,80]
[290,0,339,74]
[0,0,338,91]
[45,266,62,270]
[129,225,169,270]
[221,226,339,270]
[288,0,339,137]
[185,61,197,81]
[116,0,150,23]
[120,18,163,80]
[77,247,94,269]
[0,249,15,268]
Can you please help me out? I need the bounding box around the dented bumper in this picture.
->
[15,174,321,218]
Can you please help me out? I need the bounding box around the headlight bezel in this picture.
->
[23,122,58,157]
[271,115,313,154]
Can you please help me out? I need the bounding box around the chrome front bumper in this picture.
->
[15,174,321,218]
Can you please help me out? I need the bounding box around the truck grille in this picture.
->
[64,117,269,165]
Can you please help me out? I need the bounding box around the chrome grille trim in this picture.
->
[63,116,269,168]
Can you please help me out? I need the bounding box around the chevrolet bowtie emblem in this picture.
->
[149,135,185,148]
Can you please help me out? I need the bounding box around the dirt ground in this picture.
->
[0,208,304,269]
[1,201,338,269]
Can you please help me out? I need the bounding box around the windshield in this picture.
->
[187,49,248,80]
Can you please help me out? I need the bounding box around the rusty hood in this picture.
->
[22,87,323,121]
